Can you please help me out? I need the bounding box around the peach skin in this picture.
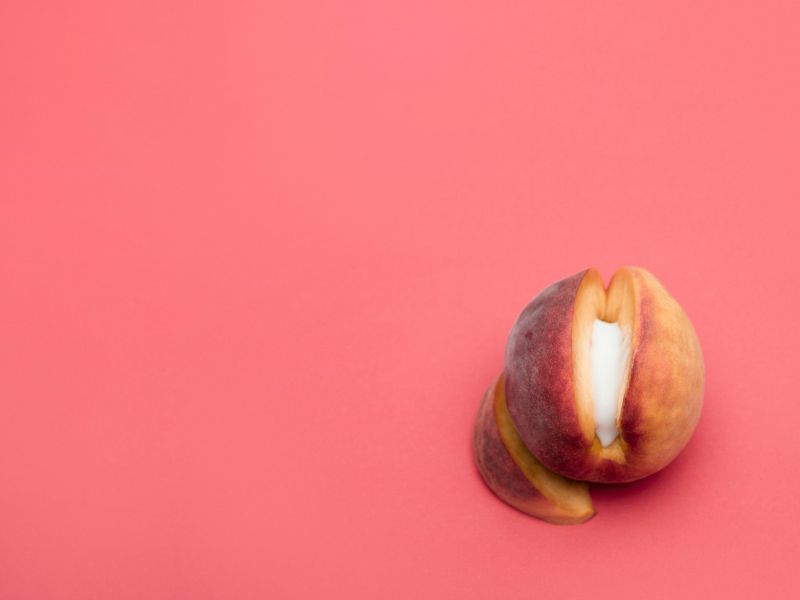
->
[474,374,595,525]
[474,266,704,523]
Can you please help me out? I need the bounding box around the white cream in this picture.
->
[590,319,630,447]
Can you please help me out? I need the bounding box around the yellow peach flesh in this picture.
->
[494,377,594,523]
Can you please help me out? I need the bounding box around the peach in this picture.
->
[473,374,595,525]
[474,266,704,523]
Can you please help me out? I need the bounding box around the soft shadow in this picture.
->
[590,431,705,503]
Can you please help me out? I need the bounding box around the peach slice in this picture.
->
[473,374,595,525]
[503,266,704,483]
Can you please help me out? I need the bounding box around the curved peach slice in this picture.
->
[474,374,595,525]
[504,266,704,483]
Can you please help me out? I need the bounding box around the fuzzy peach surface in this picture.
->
[476,266,704,523]
[474,374,594,525]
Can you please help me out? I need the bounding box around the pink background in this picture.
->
[2,1,799,598]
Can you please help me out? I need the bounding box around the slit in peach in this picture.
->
[573,268,636,461]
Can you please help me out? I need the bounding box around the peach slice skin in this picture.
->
[473,374,595,525]
[504,266,705,483]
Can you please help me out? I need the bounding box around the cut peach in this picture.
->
[503,266,704,483]
[473,374,595,525]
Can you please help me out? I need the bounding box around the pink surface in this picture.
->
[2,1,799,598]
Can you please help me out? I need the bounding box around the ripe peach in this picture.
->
[474,266,704,523]
[473,374,595,525]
